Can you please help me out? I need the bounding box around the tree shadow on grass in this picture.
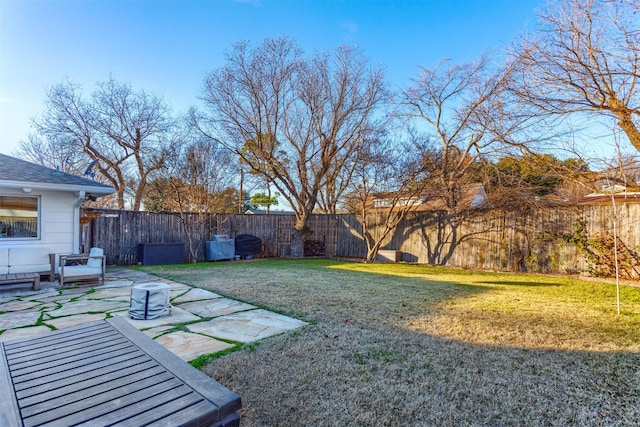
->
[206,309,640,427]
[146,261,640,425]
[477,280,560,287]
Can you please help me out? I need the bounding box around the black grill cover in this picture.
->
[235,234,262,257]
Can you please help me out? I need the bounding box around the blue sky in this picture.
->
[0,0,543,156]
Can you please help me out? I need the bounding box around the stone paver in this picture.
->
[36,302,61,312]
[172,288,222,303]
[46,313,107,330]
[100,279,135,288]
[0,326,52,342]
[141,325,175,338]
[58,287,93,296]
[155,331,234,361]
[0,300,42,312]
[178,298,255,318]
[45,299,128,317]
[187,309,308,343]
[107,270,157,280]
[0,269,307,362]
[0,291,40,300]
[169,286,192,298]
[99,296,131,303]
[78,287,132,300]
[116,306,200,329]
[26,294,75,304]
[0,311,41,330]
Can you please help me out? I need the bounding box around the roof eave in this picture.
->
[0,180,115,196]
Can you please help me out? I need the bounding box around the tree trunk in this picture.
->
[365,240,384,263]
[606,97,640,153]
[290,228,305,258]
[616,112,640,154]
[290,210,312,258]
[116,189,125,210]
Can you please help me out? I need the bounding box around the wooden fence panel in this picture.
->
[362,207,584,273]
[82,203,640,277]
[82,210,342,265]
[332,203,638,276]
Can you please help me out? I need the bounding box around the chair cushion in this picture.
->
[10,264,51,274]
[87,248,104,269]
[62,265,103,277]
[7,247,51,274]
[0,248,8,274]
[9,247,50,265]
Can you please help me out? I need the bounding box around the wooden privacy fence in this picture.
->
[81,209,339,265]
[82,202,640,277]
[338,202,640,277]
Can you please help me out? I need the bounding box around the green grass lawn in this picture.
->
[142,259,640,426]
[330,262,640,350]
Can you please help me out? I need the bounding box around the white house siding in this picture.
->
[40,190,77,254]
[0,188,78,257]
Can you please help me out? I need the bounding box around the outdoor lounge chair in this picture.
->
[58,247,106,286]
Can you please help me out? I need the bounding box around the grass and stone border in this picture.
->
[141,259,640,426]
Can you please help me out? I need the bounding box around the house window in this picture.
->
[373,199,391,208]
[373,197,421,208]
[0,196,39,239]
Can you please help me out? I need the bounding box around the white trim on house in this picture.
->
[0,179,114,196]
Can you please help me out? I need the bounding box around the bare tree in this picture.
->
[195,37,387,257]
[16,134,79,173]
[345,135,428,261]
[513,0,640,152]
[145,137,236,261]
[145,139,236,213]
[32,78,178,210]
[395,56,544,266]
[399,55,515,211]
[315,158,355,215]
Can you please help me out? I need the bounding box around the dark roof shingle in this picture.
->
[0,153,113,191]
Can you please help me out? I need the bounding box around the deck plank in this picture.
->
[15,351,150,395]
[11,342,139,382]
[22,375,185,426]
[4,322,110,353]
[110,316,242,419]
[7,328,123,363]
[30,381,204,427]
[1,317,241,427]
[0,344,22,427]
[108,399,220,427]
[18,361,166,406]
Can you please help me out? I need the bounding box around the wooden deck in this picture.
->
[0,317,241,427]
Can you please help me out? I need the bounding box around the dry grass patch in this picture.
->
[143,259,640,426]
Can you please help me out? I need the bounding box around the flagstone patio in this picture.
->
[0,270,307,362]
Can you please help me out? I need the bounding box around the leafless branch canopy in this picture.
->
[513,0,640,151]
[197,37,387,226]
[399,55,521,211]
[32,78,178,210]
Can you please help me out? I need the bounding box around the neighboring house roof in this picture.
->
[594,181,628,194]
[0,154,115,197]
[575,192,640,206]
[420,183,487,211]
[371,183,488,212]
